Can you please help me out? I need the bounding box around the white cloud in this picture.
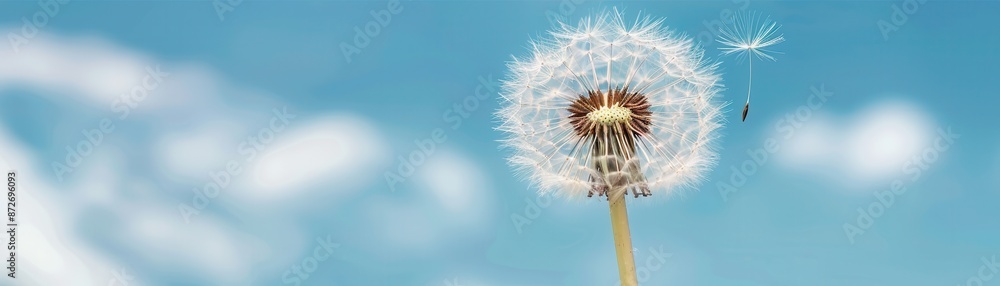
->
[20,198,123,286]
[70,145,127,207]
[779,113,838,169]
[238,114,389,202]
[0,29,368,285]
[0,34,152,106]
[155,119,243,179]
[842,101,934,181]
[0,126,129,286]
[117,204,269,285]
[359,198,440,258]
[352,150,498,261]
[416,149,496,227]
[775,99,936,191]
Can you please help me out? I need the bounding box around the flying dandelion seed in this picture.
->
[717,11,784,122]
[496,9,724,286]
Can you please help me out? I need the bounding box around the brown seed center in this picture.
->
[567,86,652,139]
[567,86,655,199]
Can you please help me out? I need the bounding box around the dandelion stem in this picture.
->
[609,194,638,286]
[741,56,753,122]
[746,56,753,104]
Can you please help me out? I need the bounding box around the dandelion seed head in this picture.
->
[716,10,784,121]
[496,9,725,200]
[717,11,785,62]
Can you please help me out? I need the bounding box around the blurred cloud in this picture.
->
[239,114,390,202]
[359,197,440,258]
[0,125,128,285]
[0,29,368,285]
[416,149,496,228]
[156,119,244,180]
[779,113,838,170]
[21,195,126,286]
[774,99,936,191]
[349,149,498,264]
[116,203,269,285]
[842,101,934,181]
[0,34,151,106]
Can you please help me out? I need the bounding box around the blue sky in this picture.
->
[1,0,999,285]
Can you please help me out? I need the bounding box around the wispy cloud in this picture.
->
[0,30,391,285]
[416,149,496,227]
[774,99,937,191]
[236,114,390,203]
